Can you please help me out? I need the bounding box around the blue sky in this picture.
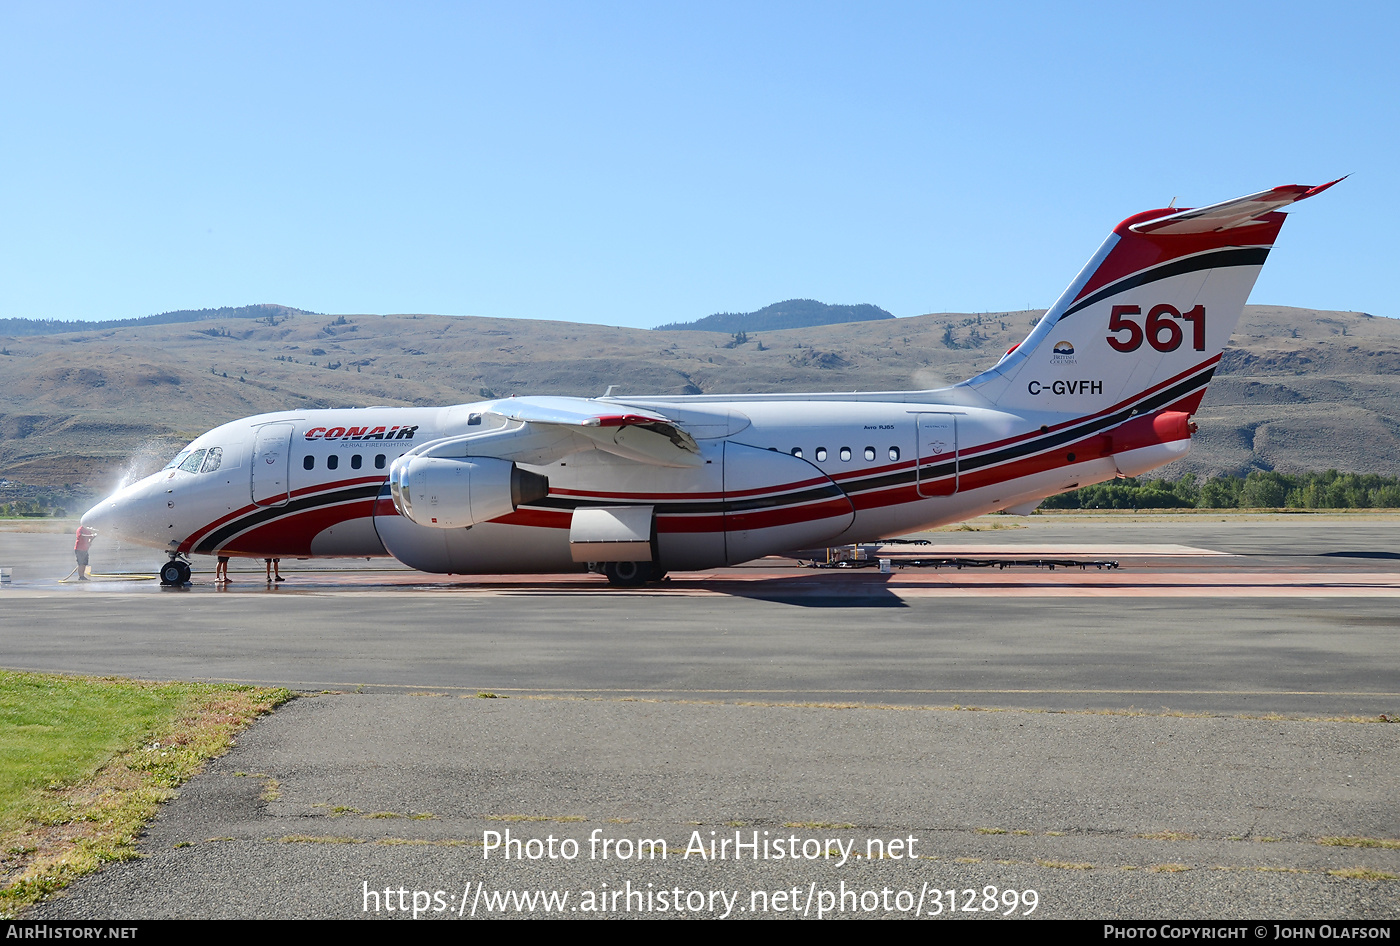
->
[1,1,1392,328]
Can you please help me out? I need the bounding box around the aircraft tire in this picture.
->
[159,561,186,586]
[603,561,658,587]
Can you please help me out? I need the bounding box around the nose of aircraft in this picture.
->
[80,487,128,539]
[79,500,105,534]
[80,473,168,549]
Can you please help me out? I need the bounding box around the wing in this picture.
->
[483,396,702,468]
[407,396,704,469]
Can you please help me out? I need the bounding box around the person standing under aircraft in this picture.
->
[74,525,96,581]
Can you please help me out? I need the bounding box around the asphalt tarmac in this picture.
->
[4,514,1399,919]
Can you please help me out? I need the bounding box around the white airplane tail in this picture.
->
[962,180,1341,419]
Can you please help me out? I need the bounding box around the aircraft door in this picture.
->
[251,423,293,507]
[915,413,958,497]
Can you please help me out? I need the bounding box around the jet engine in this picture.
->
[389,455,550,528]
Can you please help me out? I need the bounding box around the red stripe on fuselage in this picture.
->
[179,475,388,553]
[216,496,382,557]
[945,354,1218,466]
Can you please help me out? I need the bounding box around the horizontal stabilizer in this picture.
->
[1130,178,1344,234]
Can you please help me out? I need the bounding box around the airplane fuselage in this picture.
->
[84,386,1189,575]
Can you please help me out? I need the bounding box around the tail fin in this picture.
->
[964,180,1341,416]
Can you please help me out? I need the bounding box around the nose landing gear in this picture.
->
[159,558,192,586]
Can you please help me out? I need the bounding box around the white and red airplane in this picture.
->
[82,181,1338,585]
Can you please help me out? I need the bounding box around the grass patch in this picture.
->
[1318,837,1400,850]
[0,670,291,916]
[1148,863,1193,873]
[1327,868,1400,881]
[485,814,586,823]
[1036,860,1093,870]
[976,827,1008,835]
[784,822,856,830]
[280,835,362,844]
[1136,831,1197,842]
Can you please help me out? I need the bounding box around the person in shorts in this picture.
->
[74,526,96,581]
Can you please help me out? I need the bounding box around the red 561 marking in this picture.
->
[1106,304,1205,353]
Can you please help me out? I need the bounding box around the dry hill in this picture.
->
[1,306,1395,491]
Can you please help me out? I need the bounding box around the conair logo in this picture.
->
[1053,341,1075,355]
[304,425,418,442]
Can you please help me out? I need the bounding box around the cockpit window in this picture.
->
[177,449,208,473]
[163,449,192,471]
[201,447,223,473]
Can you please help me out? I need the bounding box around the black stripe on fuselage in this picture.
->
[538,366,1213,513]
[954,365,1212,478]
[193,483,383,553]
[835,364,1215,498]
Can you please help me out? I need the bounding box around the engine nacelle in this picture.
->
[389,455,549,528]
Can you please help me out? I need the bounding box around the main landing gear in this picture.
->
[601,561,666,587]
[159,557,192,586]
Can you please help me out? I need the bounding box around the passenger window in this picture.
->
[468,413,482,426]
[864,446,875,462]
[351,454,362,469]
[840,447,852,462]
[791,447,803,458]
[815,447,828,462]
[303,456,315,470]
[178,449,207,473]
[201,446,223,473]
[375,454,386,469]
[889,446,901,461]
[327,455,339,471]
